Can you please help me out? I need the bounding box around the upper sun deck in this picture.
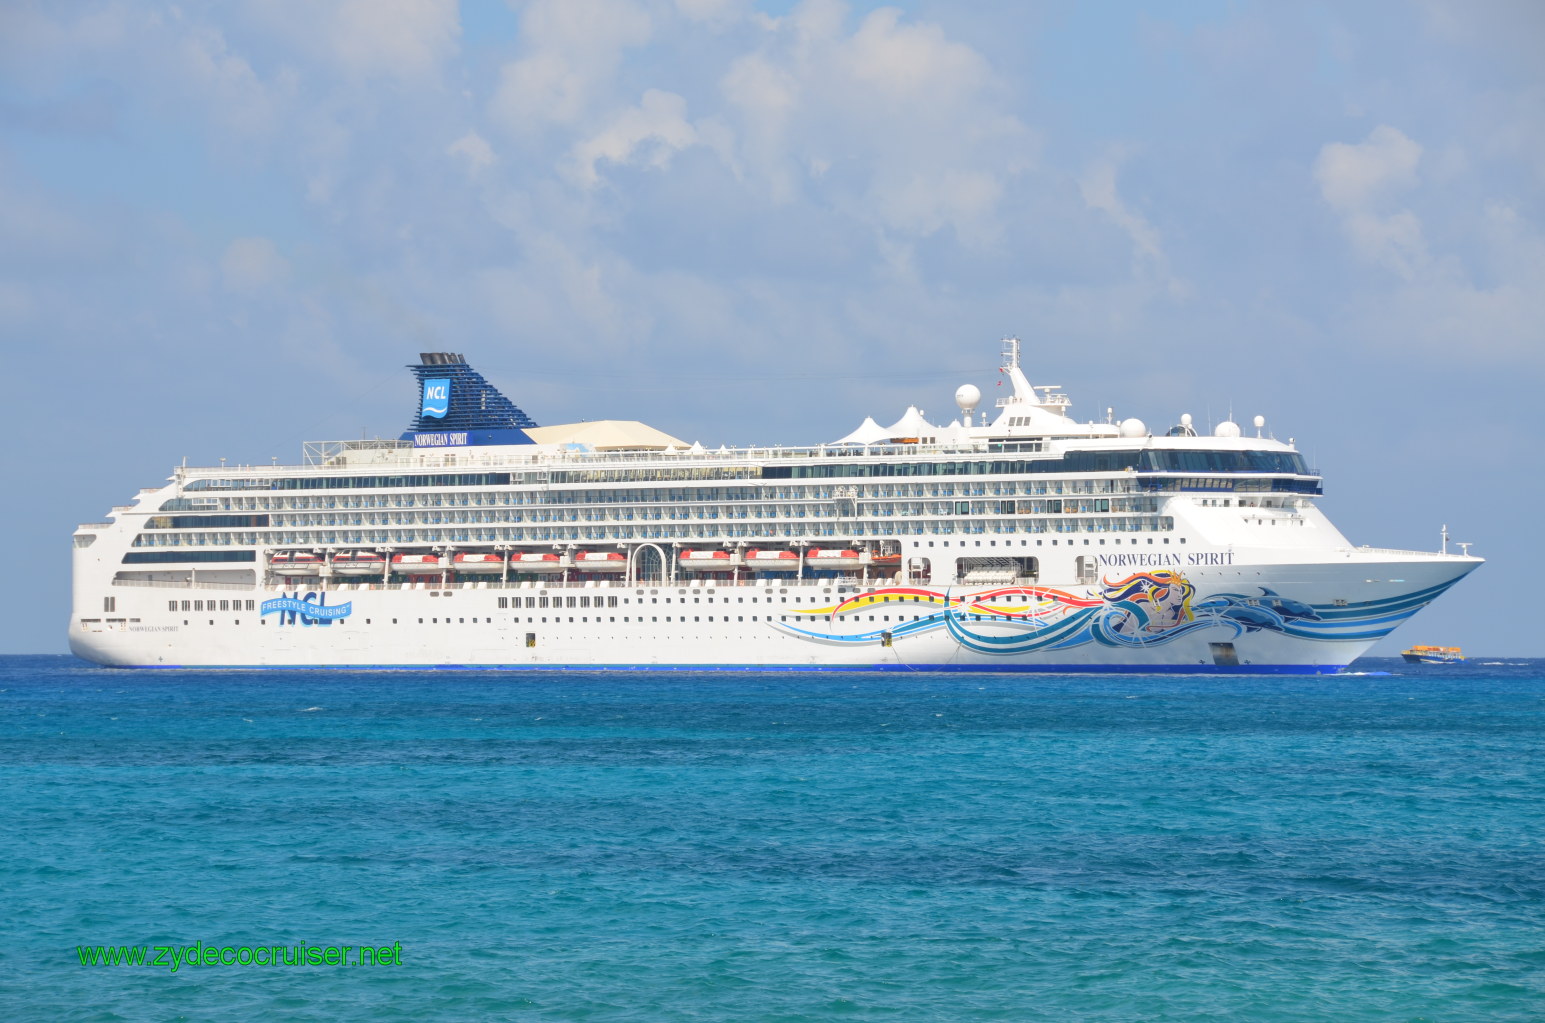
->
[153,433,1314,496]
[154,339,1311,488]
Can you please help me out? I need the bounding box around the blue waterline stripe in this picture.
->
[112,662,1348,675]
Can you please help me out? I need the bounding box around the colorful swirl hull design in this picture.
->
[775,571,1458,656]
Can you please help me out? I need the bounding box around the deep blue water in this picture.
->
[2,656,1542,1022]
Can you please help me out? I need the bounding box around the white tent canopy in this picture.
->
[830,416,890,446]
[884,406,934,439]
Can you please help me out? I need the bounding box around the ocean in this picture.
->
[2,655,1541,1021]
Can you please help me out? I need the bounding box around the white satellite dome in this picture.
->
[955,384,981,415]
[1118,418,1147,438]
[1214,420,1242,438]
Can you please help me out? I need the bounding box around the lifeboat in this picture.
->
[269,551,322,575]
[391,553,442,574]
[511,552,566,573]
[744,549,800,571]
[331,550,386,576]
[870,553,902,567]
[679,549,740,571]
[453,552,507,574]
[574,552,627,572]
[806,548,865,570]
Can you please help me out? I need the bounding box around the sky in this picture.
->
[2,0,1541,656]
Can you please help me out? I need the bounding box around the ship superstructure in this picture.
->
[70,342,1480,671]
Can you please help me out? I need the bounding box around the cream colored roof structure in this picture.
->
[525,420,689,451]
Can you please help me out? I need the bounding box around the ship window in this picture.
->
[181,601,191,611]
[246,600,255,610]
[526,632,536,647]
[498,597,508,608]
[220,600,230,611]
[168,601,177,611]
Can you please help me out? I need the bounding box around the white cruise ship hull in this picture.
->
[70,553,1478,673]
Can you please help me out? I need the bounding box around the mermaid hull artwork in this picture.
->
[69,556,1477,672]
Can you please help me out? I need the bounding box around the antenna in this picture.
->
[1001,337,1021,370]
[1441,524,1448,555]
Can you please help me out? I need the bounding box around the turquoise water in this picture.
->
[3,656,1542,1021]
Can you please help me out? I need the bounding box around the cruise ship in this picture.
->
[70,341,1480,672]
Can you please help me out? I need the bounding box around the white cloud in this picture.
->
[1315,125,1429,277]
[1314,124,1422,210]
[1080,157,1185,297]
[1341,209,1427,279]
[713,2,1036,244]
[328,0,459,81]
[845,8,989,107]
[221,237,291,293]
[488,0,652,132]
[447,131,496,175]
[235,0,460,84]
[674,0,750,27]
[175,22,283,140]
[570,90,698,186]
